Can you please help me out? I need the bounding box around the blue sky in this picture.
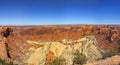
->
[0,0,120,25]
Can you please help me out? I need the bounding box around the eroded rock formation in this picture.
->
[0,26,13,62]
[0,25,119,65]
[20,36,103,65]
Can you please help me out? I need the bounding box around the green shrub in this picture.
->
[102,50,120,59]
[0,59,17,65]
[48,57,66,65]
[73,49,88,65]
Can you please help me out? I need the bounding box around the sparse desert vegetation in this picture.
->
[72,49,88,65]
[102,50,120,59]
[47,57,66,65]
[0,59,17,65]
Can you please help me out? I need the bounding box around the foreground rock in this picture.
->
[85,55,120,65]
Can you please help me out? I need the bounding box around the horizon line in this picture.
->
[0,24,120,26]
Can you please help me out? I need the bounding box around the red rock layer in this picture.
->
[13,25,120,50]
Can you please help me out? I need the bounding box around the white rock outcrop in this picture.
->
[22,36,103,65]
